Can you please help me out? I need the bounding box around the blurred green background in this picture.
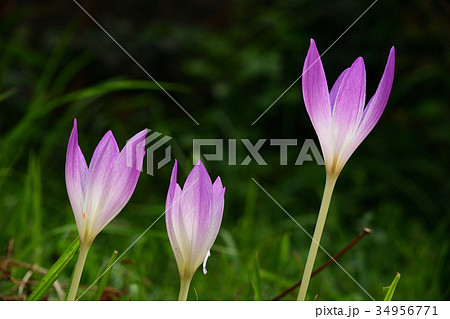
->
[0,0,449,300]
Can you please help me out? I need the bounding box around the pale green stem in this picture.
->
[297,173,338,301]
[178,273,193,301]
[67,241,90,301]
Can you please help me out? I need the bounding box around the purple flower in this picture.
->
[65,119,147,244]
[302,39,395,176]
[165,160,225,281]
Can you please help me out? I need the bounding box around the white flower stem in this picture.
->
[178,273,193,301]
[297,173,338,301]
[67,241,90,301]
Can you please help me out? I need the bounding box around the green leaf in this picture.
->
[93,250,119,300]
[384,272,401,301]
[27,238,80,301]
[252,253,262,301]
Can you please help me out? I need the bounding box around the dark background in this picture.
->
[0,0,449,300]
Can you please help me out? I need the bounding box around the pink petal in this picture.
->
[355,47,395,143]
[341,47,395,167]
[302,39,331,136]
[302,39,335,167]
[211,177,225,231]
[166,184,187,271]
[206,178,225,247]
[180,161,213,225]
[197,178,224,275]
[180,161,213,253]
[65,119,88,233]
[329,68,349,110]
[84,131,119,222]
[166,160,178,211]
[92,129,147,234]
[332,57,366,153]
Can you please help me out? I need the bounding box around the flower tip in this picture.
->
[69,119,79,142]
[195,160,204,167]
[308,38,318,52]
[213,176,224,190]
[353,56,365,67]
[170,160,178,181]
[384,47,396,75]
[136,128,149,140]
[388,47,395,63]
[104,130,114,139]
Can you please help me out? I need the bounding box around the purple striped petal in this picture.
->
[356,47,395,144]
[198,177,225,274]
[302,39,332,133]
[166,160,178,212]
[302,39,335,167]
[65,119,88,234]
[92,129,147,234]
[165,161,190,272]
[83,131,119,224]
[332,57,366,155]
[340,47,395,167]
[165,161,224,278]
[330,68,349,110]
[211,177,225,234]
[180,161,213,233]
[167,183,186,271]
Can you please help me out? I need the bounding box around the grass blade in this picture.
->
[252,253,262,301]
[27,238,80,301]
[93,250,119,300]
[384,272,401,301]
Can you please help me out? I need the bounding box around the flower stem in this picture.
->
[178,274,193,301]
[67,241,90,301]
[297,173,338,301]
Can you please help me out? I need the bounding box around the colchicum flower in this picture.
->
[165,160,225,301]
[297,39,395,301]
[65,118,147,300]
[302,38,395,176]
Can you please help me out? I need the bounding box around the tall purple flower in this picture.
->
[297,39,395,301]
[302,38,395,176]
[165,160,225,300]
[65,118,147,300]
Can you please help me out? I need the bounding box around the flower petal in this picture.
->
[355,47,395,144]
[180,161,214,269]
[166,183,186,273]
[332,57,366,151]
[302,39,331,133]
[329,68,349,110]
[340,47,395,168]
[166,160,178,211]
[83,131,119,226]
[210,177,225,241]
[302,39,335,166]
[180,161,213,237]
[65,119,88,235]
[92,129,147,235]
